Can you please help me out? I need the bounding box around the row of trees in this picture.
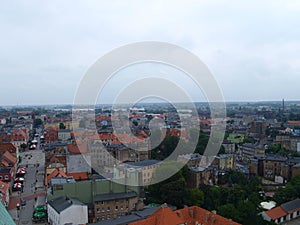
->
[273,176,300,205]
[146,166,276,225]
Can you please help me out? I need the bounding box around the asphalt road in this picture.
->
[10,143,46,225]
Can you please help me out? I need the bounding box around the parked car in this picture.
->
[21,199,26,206]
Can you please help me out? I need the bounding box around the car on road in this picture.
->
[21,199,26,206]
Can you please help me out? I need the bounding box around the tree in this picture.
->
[188,188,204,206]
[20,143,27,150]
[59,122,66,129]
[217,204,241,223]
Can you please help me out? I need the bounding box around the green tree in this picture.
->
[59,122,66,129]
[188,188,204,206]
[20,143,27,150]
[217,204,241,222]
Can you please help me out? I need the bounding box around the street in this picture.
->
[9,131,47,225]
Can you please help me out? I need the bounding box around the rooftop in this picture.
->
[48,196,85,213]
[94,192,137,202]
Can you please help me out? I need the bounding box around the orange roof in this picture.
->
[265,206,287,220]
[45,168,68,185]
[1,151,17,165]
[288,120,300,125]
[130,206,241,225]
[66,172,88,181]
[130,206,185,225]
[0,143,17,154]
[67,143,88,154]
[176,206,241,225]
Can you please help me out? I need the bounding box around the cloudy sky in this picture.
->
[0,0,299,105]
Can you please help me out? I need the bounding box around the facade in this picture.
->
[88,140,149,173]
[0,167,14,182]
[58,129,71,141]
[47,196,88,225]
[263,156,287,180]
[215,154,235,170]
[93,192,142,221]
[0,181,9,207]
[222,140,236,153]
[187,166,216,188]
[123,160,161,185]
[239,143,265,160]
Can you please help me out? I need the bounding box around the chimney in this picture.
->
[189,210,194,218]
[211,215,215,225]
[206,212,210,222]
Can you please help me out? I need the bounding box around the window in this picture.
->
[102,208,105,212]
[53,185,63,191]
[107,207,110,211]
[0,176,2,180]
[4,175,9,180]
[97,208,100,213]
[115,205,118,210]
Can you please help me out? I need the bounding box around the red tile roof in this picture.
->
[130,206,241,225]
[67,143,88,154]
[288,120,300,125]
[66,172,89,181]
[0,143,17,154]
[130,206,185,225]
[1,151,17,165]
[45,168,68,185]
[265,206,287,220]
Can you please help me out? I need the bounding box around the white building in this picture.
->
[47,196,88,225]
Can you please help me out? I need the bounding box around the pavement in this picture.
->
[283,217,300,225]
[9,143,47,225]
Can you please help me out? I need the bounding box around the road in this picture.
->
[9,129,47,225]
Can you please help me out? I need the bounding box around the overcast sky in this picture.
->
[0,0,299,105]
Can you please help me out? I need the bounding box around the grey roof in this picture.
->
[93,192,137,202]
[126,160,161,167]
[58,129,71,132]
[48,196,85,213]
[265,155,287,162]
[91,214,141,225]
[0,168,12,173]
[281,199,300,213]
[90,206,160,225]
[67,154,92,173]
[51,177,76,185]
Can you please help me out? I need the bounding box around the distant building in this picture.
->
[222,140,235,153]
[215,154,235,170]
[239,143,265,159]
[187,166,216,188]
[250,120,267,135]
[47,196,88,225]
